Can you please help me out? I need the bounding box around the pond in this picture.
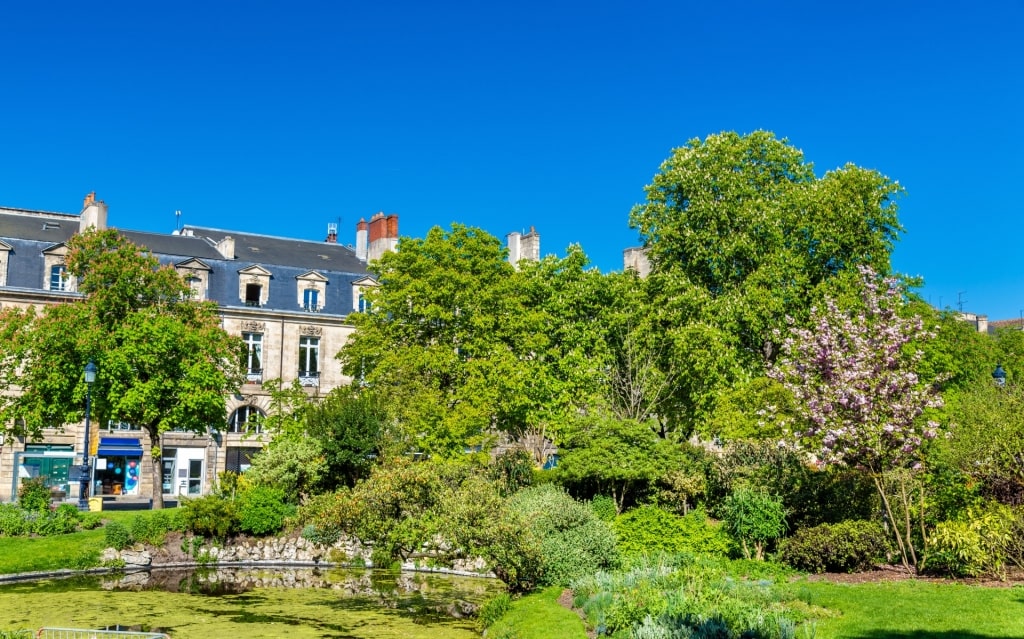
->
[0,567,502,638]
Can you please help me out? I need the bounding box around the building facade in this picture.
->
[0,194,396,503]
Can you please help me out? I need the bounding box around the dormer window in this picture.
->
[245,284,262,307]
[351,276,378,314]
[296,270,328,313]
[303,289,319,312]
[237,265,272,307]
[50,265,69,291]
[175,259,211,302]
[42,244,75,293]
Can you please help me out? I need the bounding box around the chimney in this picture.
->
[79,191,108,232]
[215,236,236,260]
[506,232,522,267]
[325,222,338,244]
[507,226,539,269]
[355,218,368,261]
[623,247,651,278]
[367,212,399,262]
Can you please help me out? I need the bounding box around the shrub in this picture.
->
[34,504,81,536]
[17,477,50,512]
[779,520,890,573]
[475,592,512,631]
[508,484,619,587]
[590,495,617,522]
[237,486,295,536]
[488,448,534,496]
[179,495,239,540]
[130,511,174,546]
[927,503,1016,577]
[0,504,28,537]
[721,489,787,560]
[614,505,733,559]
[105,521,133,550]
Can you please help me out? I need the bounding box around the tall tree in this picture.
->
[628,131,905,433]
[338,225,618,457]
[0,229,243,508]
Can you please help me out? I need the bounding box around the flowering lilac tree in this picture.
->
[769,268,944,572]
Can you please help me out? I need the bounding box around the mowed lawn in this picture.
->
[0,511,148,575]
[797,579,1024,639]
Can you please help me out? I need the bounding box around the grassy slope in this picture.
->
[0,511,149,575]
[486,586,588,639]
[798,580,1024,639]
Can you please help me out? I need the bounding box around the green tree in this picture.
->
[628,131,904,433]
[305,388,390,489]
[0,229,244,508]
[557,412,685,513]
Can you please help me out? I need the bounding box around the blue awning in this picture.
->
[97,438,143,457]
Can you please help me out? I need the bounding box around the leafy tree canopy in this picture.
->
[0,229,244,508]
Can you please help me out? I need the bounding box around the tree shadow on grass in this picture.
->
[846,631,1022,639]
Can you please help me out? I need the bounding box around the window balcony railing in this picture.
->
[298,370,320,387]
[245,369,263,384]
[244,300,261,307]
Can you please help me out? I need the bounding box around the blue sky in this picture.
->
[2,1,1022,319]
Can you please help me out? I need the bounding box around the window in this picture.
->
[303,288,319,312]
[107,420,142,432]
[298,336,320,382]
[358,293,371,313]
[245,283,262,307]
[49,264,68,291]
[228,405,265,434]
[225,447,262,473]
[185,276,203,300]
[242,332,263,383]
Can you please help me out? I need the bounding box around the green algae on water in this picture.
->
[0,568,501,639]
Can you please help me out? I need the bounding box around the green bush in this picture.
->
[475,592,512,631]
[105,521,133,550]
[237,486,294,536]
[927,503,1016,577]
[614,505,733,558]
[17,477,50,512]
[779,520,890,573]
[590,495,617,522]
[508,484,619,587]
[179,495,239,540]
[130,511,173,546]
[572,554,804,639]
[33,504,81,536]
[722,489,787,560]
[488,448,535,496]
[0,504,29,537]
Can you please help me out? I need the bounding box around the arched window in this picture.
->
[228,405,266,434]
[49,264,68,291]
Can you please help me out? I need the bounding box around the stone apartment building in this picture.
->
[0,194,397,503]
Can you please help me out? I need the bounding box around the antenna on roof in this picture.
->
[175,210,182,232]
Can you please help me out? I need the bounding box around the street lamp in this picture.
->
[993,364,1007,387]
[78,359,97,511]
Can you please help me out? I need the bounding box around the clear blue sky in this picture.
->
[2,1,1021,319]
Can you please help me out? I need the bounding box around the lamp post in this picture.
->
[993,364,1007,387]
[78,359,97,511]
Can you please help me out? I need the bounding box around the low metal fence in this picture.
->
[36,628,169,639]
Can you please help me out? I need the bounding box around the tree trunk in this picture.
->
[147,428,164,509]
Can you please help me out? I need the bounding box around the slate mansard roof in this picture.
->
[0,207,371,316]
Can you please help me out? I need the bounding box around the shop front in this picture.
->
[12,445,75,501]
[93,438,143,496]
[161,447,206,497]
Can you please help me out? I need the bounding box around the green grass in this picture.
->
[0,509,171,575]
[486,586,587,639]
[794,580,1024,638]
